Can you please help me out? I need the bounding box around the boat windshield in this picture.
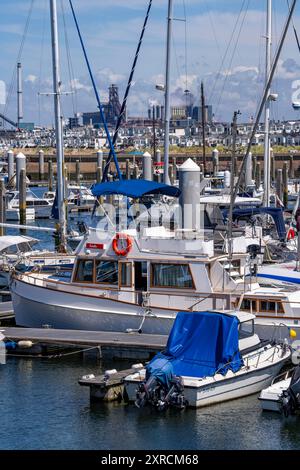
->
[238,320,254,339]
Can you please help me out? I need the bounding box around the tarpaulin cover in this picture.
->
[146,311,243,381]
[91,179,181,199]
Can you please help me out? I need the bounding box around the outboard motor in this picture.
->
[280,365,300,417]
[135,355,187,411]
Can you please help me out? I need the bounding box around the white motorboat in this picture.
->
[124,310,290,409]
[258,369,293,412]
[6,206,35,221]
[7,189,53,219]
[0,235,75,289]
[259,364,300,416]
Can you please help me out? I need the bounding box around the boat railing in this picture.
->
[270,367,294,386]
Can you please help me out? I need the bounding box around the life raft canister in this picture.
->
[287,227,296,240]
[112,233,133,256]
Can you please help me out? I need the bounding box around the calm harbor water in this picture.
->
[1,186,300,450]
[1,356,300,450]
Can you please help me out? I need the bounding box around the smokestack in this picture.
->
[17,62,23,128]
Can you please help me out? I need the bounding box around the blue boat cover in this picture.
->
[91,179,181,199]
[146,311,243,382]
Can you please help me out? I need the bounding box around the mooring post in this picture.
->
[39,150,45,182]
[48,160,54,191]
[0,180,6,236]
[76,159,80,184]
[19,168,27,231]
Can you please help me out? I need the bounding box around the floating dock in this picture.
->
[0,301,14,322]
[2,326,167,360]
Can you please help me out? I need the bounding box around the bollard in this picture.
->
[0,180,6,236]
[276,168,283,203]
[48,160,54,192]
[96,166,102,184]
[7,150,14,182]
[142,152,152,181]
[76,160,80,185]
[19,168,27,231]
[252,155,257,181]
[125,159,131,180]
[289,155,294,179]
[16,152,26,192]
[39,150,45,182]
[255,162,261,190]
[283,162,288,208]
[179,158,201,231]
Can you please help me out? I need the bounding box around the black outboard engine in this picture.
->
[280,366,300,417]
[135,356,187,411]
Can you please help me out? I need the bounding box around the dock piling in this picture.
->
[0,180,6,236]
[19,168,27,230]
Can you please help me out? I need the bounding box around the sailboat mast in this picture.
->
[163,0,173,185]
[263,0,272,207]
[50,0,66,250]
[201,82,207,174]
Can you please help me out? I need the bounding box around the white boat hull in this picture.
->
[125,347,290,408]
[11,277,176,334]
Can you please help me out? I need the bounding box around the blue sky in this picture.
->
[1,0,300,125]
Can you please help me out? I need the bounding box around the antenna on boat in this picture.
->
[163,0,173,185]
[49,0,67,252]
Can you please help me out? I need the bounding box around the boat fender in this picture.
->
[5,341,17,350]
[287,227,296,240]
[104,369,117,378]
[131,363,144,370]
[17,340,34,349]
[112,233,133,257]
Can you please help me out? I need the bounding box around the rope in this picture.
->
[102,0,153,181]
[68,0,122,180]
[6,344,101,360]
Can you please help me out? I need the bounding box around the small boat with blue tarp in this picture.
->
[124,310,290,409]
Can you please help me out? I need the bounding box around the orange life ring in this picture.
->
[287,227,296,240]
[112,233,133,256]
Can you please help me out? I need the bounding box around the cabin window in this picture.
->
[260,300,276,313]
[239,320,254,339]
[96,260,118,285]
[277,302,284,314]
[151,263,194,289]
[74,259,94,282]
[240,299,256,312]
[120,262,132,287]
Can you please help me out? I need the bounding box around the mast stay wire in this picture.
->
[207,0,248,107]
[69,0,122,180]
[102,0,153,181]
[3,0,35,127]
[214,0,250,118]
[38,0,47,127]
[60,0,77,117]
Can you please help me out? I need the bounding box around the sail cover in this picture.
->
[91,179,181,199]
[146,311,243,381]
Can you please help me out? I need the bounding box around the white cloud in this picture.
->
[25,74,37,83]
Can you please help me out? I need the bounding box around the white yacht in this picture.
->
[11,221,257,333]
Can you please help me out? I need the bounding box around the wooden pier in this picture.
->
[2,326,167,359]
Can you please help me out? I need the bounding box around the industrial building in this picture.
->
[83,84,124,128]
